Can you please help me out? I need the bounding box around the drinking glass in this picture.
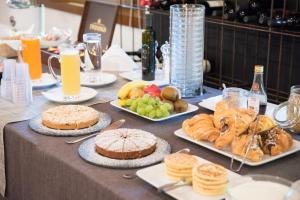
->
[48,45,81,99]
[79,33,102,83]
[21,34,42,80]
[170,4,205,97]
[273,85,300,133]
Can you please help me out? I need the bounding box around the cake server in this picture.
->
[65,119,125,144]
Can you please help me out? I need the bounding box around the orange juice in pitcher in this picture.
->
[21,35,42,80]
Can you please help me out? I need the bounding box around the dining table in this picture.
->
[1,70,300,200]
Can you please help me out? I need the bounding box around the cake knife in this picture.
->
[65,119,126,144]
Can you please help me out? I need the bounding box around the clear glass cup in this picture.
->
[79,33,102,83]
[222,87,249,109]
[48,45,81,100]
[226,174,300,200]
[21,34,42,80]
[170,4,205,97]
[273,85,300,133]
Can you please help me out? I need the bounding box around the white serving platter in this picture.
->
[136,156,241,200]
[119,70,169,87]
[110,100,199,122]
[174,128,300,166]
[42,86,97,104]
[198,95,278,118]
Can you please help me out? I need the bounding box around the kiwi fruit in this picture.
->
[174,99,188,113]
[161,87,179,102]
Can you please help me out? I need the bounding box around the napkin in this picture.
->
[101,45,138,72]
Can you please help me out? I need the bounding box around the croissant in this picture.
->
[231,134,264,162]
[214,108,256,149]
[182,114,220,142]
[259,127,293,156]
[248,115,276,135]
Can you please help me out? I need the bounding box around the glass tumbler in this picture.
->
[170,4,205,97]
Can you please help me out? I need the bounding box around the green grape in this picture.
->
[142,94,150,101]
[145,105,154,113]
[125,99,133,106]
[130,104,137,112]
[161,109,170,118]
[156,109,163,118]
[149,98,156,106]
[163,102,173,111]
[160,104,168,112]
[149,110,156,119]
[137,107,146,116]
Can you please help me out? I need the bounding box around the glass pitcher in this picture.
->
[273,85,300,133]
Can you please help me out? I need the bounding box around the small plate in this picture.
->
[31,73,59,89]
[80,72,117,87]
[78,136,171,168]
[110,100,199,122]
[119,70,169,87]
[136,156,241,200]
[42,87,97,104]
[174,128,300,166]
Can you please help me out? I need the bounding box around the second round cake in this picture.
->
[95,128,157,159]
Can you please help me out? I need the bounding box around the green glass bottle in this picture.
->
[142,6,156,81]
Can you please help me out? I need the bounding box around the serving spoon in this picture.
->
[65,119,126,144]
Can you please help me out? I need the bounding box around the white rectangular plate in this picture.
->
[110,100,199,122]
[198,95,278,118]
[119,70,169,87]
[136,156,241,200]
[174,128,300,166]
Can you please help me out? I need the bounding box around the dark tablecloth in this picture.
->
[2,91,300,200]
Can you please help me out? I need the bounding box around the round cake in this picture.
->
[42,105,99,130]
[95,128,157,159]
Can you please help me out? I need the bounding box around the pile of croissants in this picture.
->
[182,101,293,162]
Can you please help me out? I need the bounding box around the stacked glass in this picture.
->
[170,4,205,97]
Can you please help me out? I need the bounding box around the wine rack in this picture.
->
[115,0,300,104]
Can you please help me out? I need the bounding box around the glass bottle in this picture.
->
[249,65,267,113]
[142,6,156,81]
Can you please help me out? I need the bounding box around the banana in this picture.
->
[117,80,147,99]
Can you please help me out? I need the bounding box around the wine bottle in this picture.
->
[194,0,224,16]
[142,6,156,81]
[236,8,257,23]
[223,0,235,20]
[249,65,267,110]
[249,0,283,12]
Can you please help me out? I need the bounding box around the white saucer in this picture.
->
[31,73,59,89]
[42,87,97,104]
[80,72,117,87]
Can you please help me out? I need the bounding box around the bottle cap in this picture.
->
[254,65,264,73]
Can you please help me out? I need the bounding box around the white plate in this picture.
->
[119,70,169,87]
[198,95,278,118]
[80,72,117,87]
[42,87,97,104]
[174,128,300,166]
[136,156,241,200]
[110,100,198,122]
[31,73,59,89]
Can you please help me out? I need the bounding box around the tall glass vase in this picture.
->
[170,4,205,97]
